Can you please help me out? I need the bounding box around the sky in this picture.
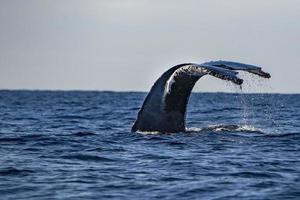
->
[0,0,300,93]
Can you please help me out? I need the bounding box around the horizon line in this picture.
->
[0,89,299,95]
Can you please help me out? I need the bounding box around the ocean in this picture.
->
[0,90,299,199]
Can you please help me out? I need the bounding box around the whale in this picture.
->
[131,60,271,133]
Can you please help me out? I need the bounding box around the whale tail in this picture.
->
[132,60,270,133]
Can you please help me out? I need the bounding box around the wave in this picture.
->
[73,131,97,137]
[0,167,34,176]
[61,153,115,162]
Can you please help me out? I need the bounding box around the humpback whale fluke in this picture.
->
[132,60,271,133]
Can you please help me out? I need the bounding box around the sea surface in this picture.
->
[0,90,300,200]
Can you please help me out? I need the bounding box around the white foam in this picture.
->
[235,125,263,132]
[136,130,161,135]
[207,124,264,133]
[185,127,203,132]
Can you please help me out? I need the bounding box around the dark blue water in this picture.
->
[0,90,300,199]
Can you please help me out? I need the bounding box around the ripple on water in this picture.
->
[61,153,115,162]
[0,167,34,177]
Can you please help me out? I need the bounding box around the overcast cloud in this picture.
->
[0,0,299,93]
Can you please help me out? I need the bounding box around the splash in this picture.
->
[185,127,203,132]
[185,124,264,134]
[226,71,281,135]
[207,124,264,133]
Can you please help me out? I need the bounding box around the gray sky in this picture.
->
[0,0,299,93]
